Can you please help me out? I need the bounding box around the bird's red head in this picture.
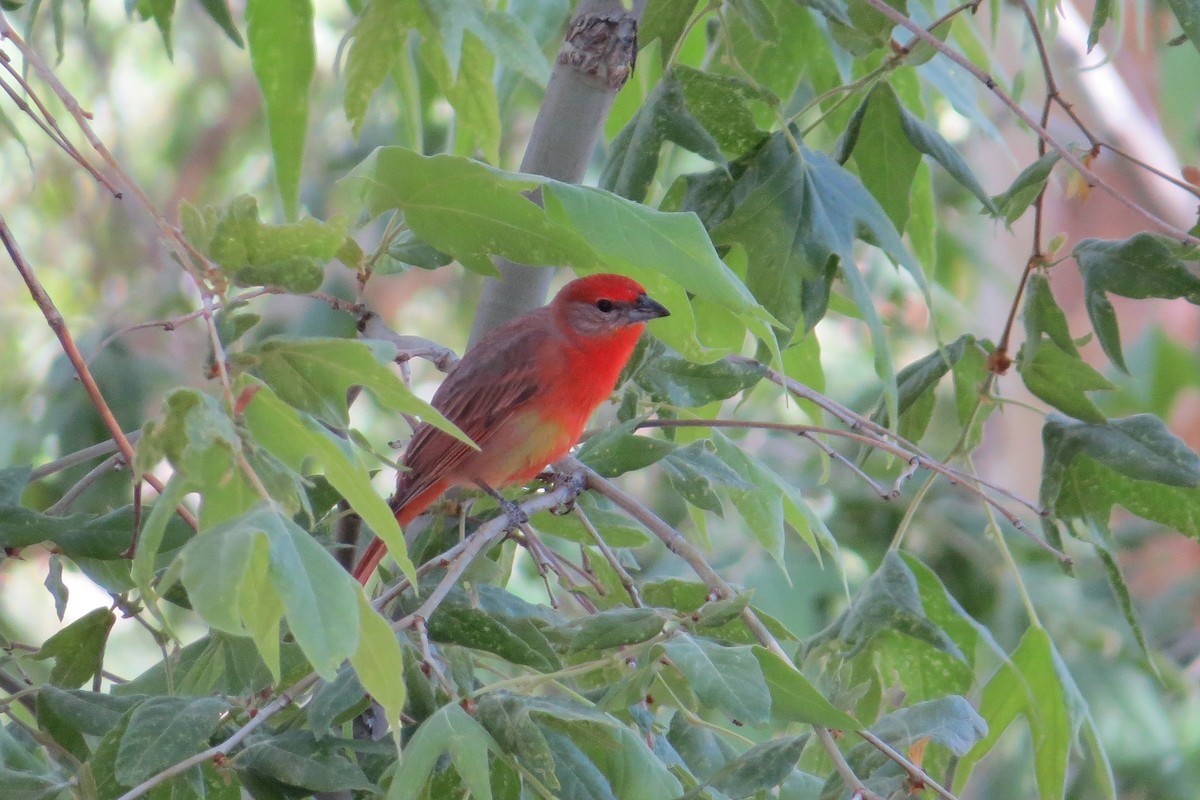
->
[550,273,670,341]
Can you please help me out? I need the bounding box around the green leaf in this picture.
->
[184,196,340,292]
[39,687,145,738]
[426,603,561,672]
[991,152,1060,225]
[674,66,769,157]
[577,422,677,478]
[529,498,651,549]
[114,696,231,786]
[640,0,701,65]
[475,694,557,790]
[660,634,771,725]
[806,551,962,659]
[601,69,726,203]
[179,506,360,679]
[136,388,239,483]
[708,735,807,798]
[250,336,471,440]
[1019,339,1115,423]
[351,592,407,736]
[136,0,175,58]
[565,608,665,652]
[1022,273,1078,359]
[197,0,243,47]
[1088,0,1113,50]
[683,130,921,417]
[872,334,975,435]
[34,608,115,688]
[424,31,501,163]
[633,340,765,407]
[1040,413,1200,537]
[343,0,419,136]
[660,440,754,515]
[1167,0,1200,55]
[956,627,1072,799]
[753,647,860,729]
[843,696,985,781]
[234,731,375,793]
[242,379,416,582]
[307,665,366,740]
[246,0,315,219]
[710,433,788,571]
[1074,233,1200,371]
[390,704,497,800]
[843,82,921,231]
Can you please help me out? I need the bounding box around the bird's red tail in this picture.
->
[352,481,447,585]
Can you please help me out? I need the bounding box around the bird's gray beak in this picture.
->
[629,293,670,322]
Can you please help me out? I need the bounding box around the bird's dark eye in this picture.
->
[596,299,614,313]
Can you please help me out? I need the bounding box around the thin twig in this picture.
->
[0,216,197,532]
[857,729,959,800]
[45,454,124,515]
[854,0,1200,247]
[30,431,140,481]
[574,504,641,607]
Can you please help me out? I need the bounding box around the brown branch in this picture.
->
[854,0,1200,248]
[0,216,197,532]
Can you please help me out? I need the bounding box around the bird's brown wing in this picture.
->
[391,313,553,510]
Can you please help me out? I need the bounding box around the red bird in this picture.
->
[353,273,669,584]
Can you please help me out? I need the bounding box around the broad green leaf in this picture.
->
[633,340,765,407]
[843,82,921,232]
[900,553,1005,665]
[643,579,799,646]
[956,627,1071,799]
[577,422,677,477]
[180,506,359,679]
[114,696,231,786]
[806,551,961,659]
[34,608,115,688]
[708,735,807,798]
[136,0,175,58]
[660,634,771,725]
[1074,233,1200,371]
[1167,0,1200,55]
[992,152,1060,225]
[246,0,314,219]
[475,693,557,790]
[130,473,190,634]
[565,608,665,652]
[639,0,701,65]
[343,0,419,136]
[234,731,375,792]
[660,439,754,514]
[892,87,998,214]
[242,379,416,582]
[182,196,343,291]
[344,147,574,274]
[1019,339,1115,423]
[529,499,652,548]
[423,31,501,163]
[1040,413,1200,537]
[843,696,985,780]
[38,687,144,737]
[525,696,684,800]
[601,69,726,203]
[753,647,859,729]
[390,704,497,800]
[249,336,470,441]
[308,666,366,740]
[425,604,560,672]
[351,592,407,737]
[871,334,976,437]
[1022,273,1078,359]
[710,434,788,571]
[135,388,238,484]
[674,66,770,157]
